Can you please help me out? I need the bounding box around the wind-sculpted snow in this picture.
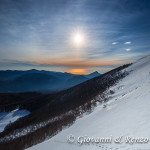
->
[27,55,150,150]
[0,111,74,142]
[0,108,30,132]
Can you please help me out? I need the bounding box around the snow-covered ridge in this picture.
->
[0,108,30,133]
[0,111,74,142]
[27,54,150,150]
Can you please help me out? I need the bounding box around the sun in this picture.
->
[72,32,85,46]
[70,29,86,46]
[74,34,83,44]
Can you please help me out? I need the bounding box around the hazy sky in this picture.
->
[0,0,150,74]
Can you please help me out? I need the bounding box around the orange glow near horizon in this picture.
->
[26,57,128,74]
[69,68,87,74]
[34,58,125,67]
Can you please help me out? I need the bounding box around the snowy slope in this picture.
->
[27,55,150,150]
[0,108,30,132]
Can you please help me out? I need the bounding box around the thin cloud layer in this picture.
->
[112,42,118,45]
[124,41,132,44]
[126,48,131,52]
[0,0,150,73]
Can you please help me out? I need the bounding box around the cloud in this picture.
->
[0,58,125,69]
[124,41,131,44]
[126,48,131,51]
[0,0,149,73]
[112,42,118,45]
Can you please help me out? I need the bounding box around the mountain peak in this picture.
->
[84,71,101,79]
[90,71,99,74]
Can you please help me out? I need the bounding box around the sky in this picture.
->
[0,0,150,74]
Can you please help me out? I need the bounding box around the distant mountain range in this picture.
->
[0,70,101,92]
[0,63,130,150]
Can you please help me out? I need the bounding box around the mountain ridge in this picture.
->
[0,70,101,92]
[0,63,130,150]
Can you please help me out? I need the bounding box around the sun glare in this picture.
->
[72,32,85,46]
[74,34,83,43]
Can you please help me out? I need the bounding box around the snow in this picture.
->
[0,111,75,142]
[0,108,30,132]
[27,55,150,150]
